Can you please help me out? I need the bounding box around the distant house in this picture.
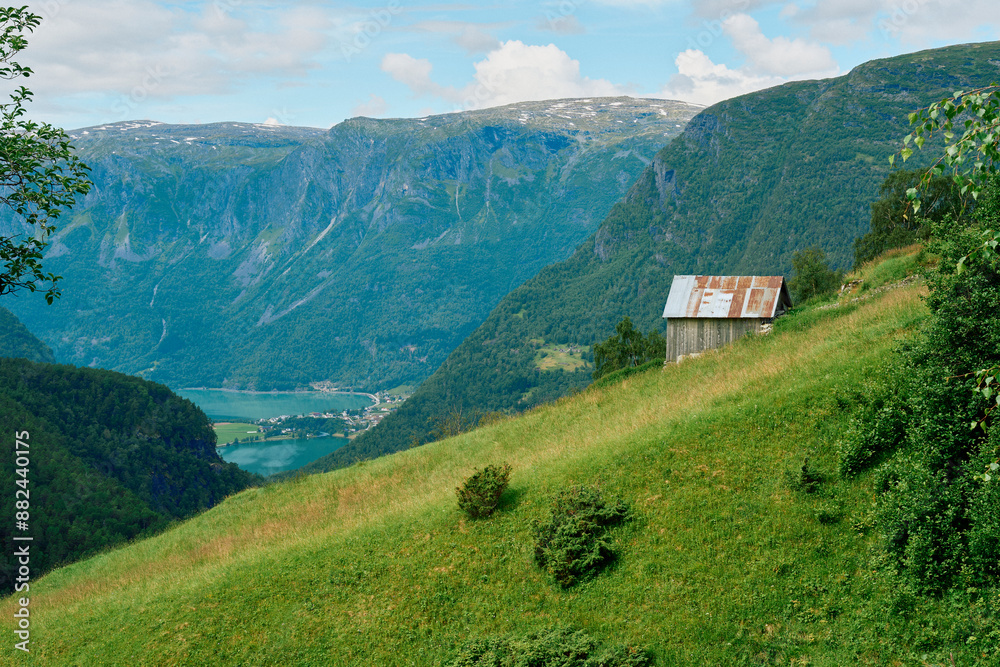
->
[661,275,792,362]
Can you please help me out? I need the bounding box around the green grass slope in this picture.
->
[337,40,1000,468]
[4,267,990,665]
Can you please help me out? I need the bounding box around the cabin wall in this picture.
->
[665,318,763,362]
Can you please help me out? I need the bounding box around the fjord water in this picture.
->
[178,389,374,476]
[177,388,372,421]
[217,437,351,477]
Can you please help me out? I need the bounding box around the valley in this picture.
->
[1,17,999,661]
[2,98,701,395]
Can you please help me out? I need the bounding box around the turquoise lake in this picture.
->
[177,388,372,421]
[216,436,348,477]
[177,389,373,476]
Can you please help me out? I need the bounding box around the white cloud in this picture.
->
[659,49,786,106]
[351,94,388,118]
[723,13,837,77]
[687,0,780,17]
[657,12,838,107]
[462,41,627,109]
[381,53,456,100]
[797,0,1000,46]
[382,41,629,111]
[19,0,329,119]
[536,14,586,35]
[694,0,1000,46]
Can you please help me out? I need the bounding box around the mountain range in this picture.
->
[319,41,1000,471]
[3,98,700,392]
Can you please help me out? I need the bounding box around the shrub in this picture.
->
[449,625,654,667]
[592,317,665,380]
[785,457,823,493]
[456,463,512,519]
[788,246,844,303]
[837,364,909,477]
[532,485,630,588]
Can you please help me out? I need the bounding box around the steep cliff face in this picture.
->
[7,98,701,390]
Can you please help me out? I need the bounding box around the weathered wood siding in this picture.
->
[665,318,764,362]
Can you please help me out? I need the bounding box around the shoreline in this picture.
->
[216,433,347,448]
[180,387,374,398]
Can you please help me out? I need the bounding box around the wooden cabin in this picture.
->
[661,275,792,362]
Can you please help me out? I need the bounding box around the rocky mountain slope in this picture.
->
[4,99,700,391]
[327,41,1000,469]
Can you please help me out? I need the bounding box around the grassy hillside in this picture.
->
[3,257,994,665]
[336,41,1000,468]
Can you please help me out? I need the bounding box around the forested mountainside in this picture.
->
[318,41,1000,472]
[0,312,259,594]
[0,307,54,364]
[3,98,700,391]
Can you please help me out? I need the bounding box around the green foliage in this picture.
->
[837,366,910,477]
[0,7,91,303]
[592,317,664,380]
[853,168,969,267]
[532,485,630,588]
[0,304,53,362]
[456,463,512,519]
[448,626,654,667]
[847,79,1000,594]
[785,458,823,494]
[0,354,259,595]
[844,187,1000,593]
[788,246,843,303]
[894,84,1000,205]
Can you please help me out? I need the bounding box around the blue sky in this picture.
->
[16,0,1000,130]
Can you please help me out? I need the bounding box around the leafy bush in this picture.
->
[448,625,653,667]
[592,317,665,381]
[532,485,630,588]
[785,457,823,493]
[853,168,969,268]
[456,463,512,519]
[837,370,910,477]
[851,197,1000,592]
[968,429,1000,581]
[788,246,844,303]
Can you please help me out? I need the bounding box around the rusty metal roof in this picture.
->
[662,275,792,319]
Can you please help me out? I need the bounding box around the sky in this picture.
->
[11,0,1000,131]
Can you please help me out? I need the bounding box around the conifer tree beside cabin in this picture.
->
[661,275,792,362]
